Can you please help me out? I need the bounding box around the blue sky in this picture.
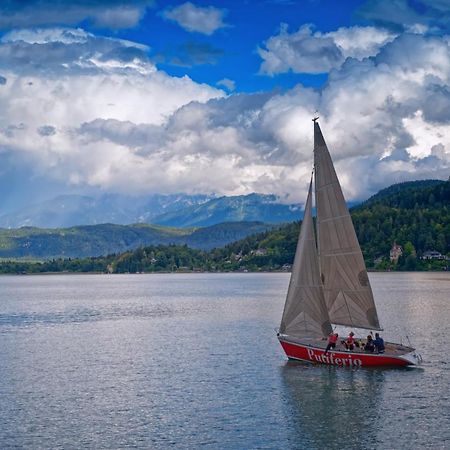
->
[116,0,364,92]
[0,0,449,213]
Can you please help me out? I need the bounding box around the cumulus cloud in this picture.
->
[0,27,223,192]
[1,28,449,203]
[163,2,227,35]
[258,24,396,74]
[0,0,153,30]
[0,28,222,125]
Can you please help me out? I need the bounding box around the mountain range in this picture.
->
[0,193,300,228]
[1,179,447,262]
[2,179,447,274]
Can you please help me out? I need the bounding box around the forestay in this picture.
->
[279,179,333,338]
[313,122,381,330]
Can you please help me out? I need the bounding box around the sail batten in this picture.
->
[279,178,332,339]
[313,122,381,331]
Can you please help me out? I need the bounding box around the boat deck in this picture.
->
[280,335,414,356]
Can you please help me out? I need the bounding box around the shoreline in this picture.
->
[1,269,448,276]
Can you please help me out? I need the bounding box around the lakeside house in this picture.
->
[390,242,403,262]
[421,251,448,260]
[250,248,267,256]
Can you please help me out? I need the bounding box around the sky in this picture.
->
[0,0,449,212]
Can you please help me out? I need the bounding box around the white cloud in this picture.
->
[0,28,222,124]
[327,26,396,59]
[258,24,396,75]
[163,2,227,35]
[0,27,223,193]
[0,28,449,203]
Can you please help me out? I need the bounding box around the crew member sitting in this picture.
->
[364,334,375,352]
[324,332,338,354]
[344,332,356,351]
[373,333,385,353]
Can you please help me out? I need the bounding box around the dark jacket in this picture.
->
[374,337,385,352]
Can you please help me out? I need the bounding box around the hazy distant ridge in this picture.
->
[0,193,299,229]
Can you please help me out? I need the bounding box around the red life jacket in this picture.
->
[329,333,338,344]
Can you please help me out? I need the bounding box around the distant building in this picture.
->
[390,242,403,262]
[251,248,267,256]
[421,251,447,260]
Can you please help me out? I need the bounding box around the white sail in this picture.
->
[280,178,333,338]
[314,122,381,330]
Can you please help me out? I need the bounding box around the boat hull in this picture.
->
[279,338,420,367]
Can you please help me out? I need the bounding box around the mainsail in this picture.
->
[313,122,381,330]
[280,178,333,338]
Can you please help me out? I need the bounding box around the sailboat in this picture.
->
[277,119,422,367]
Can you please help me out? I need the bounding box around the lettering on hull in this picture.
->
[279,340,412,367]
[307,348,362,367]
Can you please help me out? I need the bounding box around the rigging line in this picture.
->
[315,180,340,191]
[323,251,360,257]
[319,214,351,224]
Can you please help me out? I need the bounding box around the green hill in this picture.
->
[351,179,449,268]
[357,179,447,209]
[0,221,272,259]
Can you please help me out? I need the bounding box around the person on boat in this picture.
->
[364,334,375,352]
[344,332,356,351]
[324,332,338,354]
[373,333,385,353]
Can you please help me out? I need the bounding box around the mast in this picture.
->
[280,176,332,339]
[313,121,381,330]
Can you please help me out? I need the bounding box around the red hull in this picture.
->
[279,339,418,367]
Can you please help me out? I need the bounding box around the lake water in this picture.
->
[0,272,449,449]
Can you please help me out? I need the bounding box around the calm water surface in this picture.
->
[0,272,449,449]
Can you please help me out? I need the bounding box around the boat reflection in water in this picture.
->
[280,362,386,449]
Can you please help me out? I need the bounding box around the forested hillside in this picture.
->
[0,221,272,258]
[352,179,449,269]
